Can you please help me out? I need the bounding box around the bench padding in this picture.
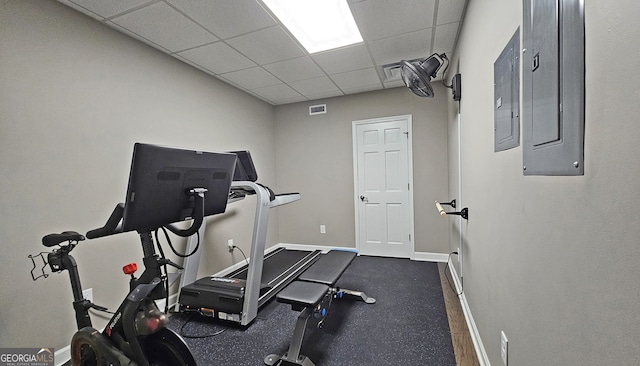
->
[276,281,328,308]
[298,250,356,285]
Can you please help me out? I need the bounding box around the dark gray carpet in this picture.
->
[168,256,456,366]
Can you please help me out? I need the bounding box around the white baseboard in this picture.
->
[447,262,490,366]
[55,346,70,366]
[413,251,449,262]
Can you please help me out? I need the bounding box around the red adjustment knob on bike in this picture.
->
[123,263,138,275]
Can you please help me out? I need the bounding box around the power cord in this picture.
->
[230,245,249,267]
[157,226,200,258]
[153,227,200,313]
[444,251,463,296]
[179,313,227,339]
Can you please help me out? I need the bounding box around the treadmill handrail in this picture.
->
[271,193,301,208]
[179,180,303,326]
[241,182,272,325]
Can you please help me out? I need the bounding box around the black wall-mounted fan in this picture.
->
[400,53,461,101]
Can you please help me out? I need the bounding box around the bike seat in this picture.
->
[42,231,85,247]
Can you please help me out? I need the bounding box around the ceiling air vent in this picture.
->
[382,59,422,82]
[382,63,403,82]
[309,104,327,115]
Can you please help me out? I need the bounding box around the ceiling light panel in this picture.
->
[261,0,363,53]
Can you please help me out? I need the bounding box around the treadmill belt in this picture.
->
[232,249,312,284]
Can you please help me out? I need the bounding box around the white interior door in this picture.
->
[353,115,414,258]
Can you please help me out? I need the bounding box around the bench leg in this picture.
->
[340,288,376,304]
[265,308,316,366]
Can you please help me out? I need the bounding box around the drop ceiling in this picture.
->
[58,0,468,105]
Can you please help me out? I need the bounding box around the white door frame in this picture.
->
[352,114,415,258]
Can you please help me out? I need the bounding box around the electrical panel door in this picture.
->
[522,0,584,175]
[494,28,520,152]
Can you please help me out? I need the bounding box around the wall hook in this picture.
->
[439,199,456,209]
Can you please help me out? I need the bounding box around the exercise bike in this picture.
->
[34,200,200,366]
[29,143,238,366]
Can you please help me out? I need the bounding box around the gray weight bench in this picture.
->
[264,250,375,366]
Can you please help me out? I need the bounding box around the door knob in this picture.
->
[360,195,368,202]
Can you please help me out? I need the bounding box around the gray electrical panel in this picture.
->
[522,0,585,175]
[494,28,520,152]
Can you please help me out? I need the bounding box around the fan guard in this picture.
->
[400,53,448,98]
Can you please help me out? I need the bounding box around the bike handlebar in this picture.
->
[86,203,124,239]
[86,188,207,239]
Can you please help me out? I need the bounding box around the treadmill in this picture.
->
[178,151,321,326]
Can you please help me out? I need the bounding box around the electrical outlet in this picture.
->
[501,331,508,366]
[82,288,93,303]
[227,239,234,252]
[320,225,326,234]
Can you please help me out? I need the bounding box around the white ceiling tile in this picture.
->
[268,95,308,105]
[343,84,383,95]
[64,0,151,18]
[166,0,277,39]
[331,68,381,90]
[174,55,219,76]
[384,80,406,89]
[433,22,460,54]
[106,21,171,53]
[110,2,218,52]
[353,0,436,41]
[270,96,309,105]
[263,57,325,82]
[58,0,467,105]
[227,26,306,65]
[303,90,345,100]
[177,42,256,74]
[289,77,339,95]
[368,29,432,66]
[311,44,374,75]
[436,0,467,25]
[57,0,102,20]
[252,83,303,102]
[220,67,281,90]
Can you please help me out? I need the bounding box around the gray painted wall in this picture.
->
[450,0,640,364]
[0,1,277,349]
[5,0,638,365]
[274,88,450,254]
